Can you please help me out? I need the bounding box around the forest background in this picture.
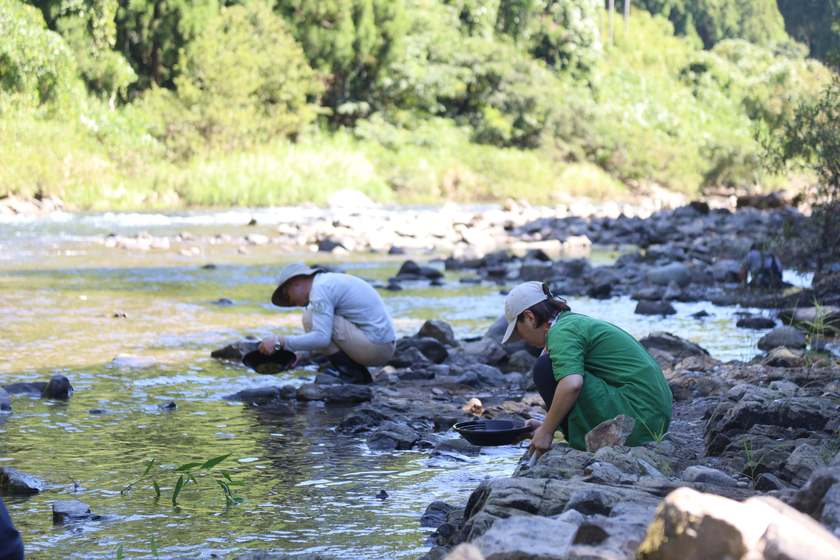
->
[1,0,838,209]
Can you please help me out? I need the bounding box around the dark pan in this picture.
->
[453,419,534,446]
[242,349,296,374]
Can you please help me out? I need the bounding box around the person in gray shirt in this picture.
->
[259,263,396,383]
[738,243,783,289]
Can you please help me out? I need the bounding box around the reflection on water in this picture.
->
[0,213,781,559]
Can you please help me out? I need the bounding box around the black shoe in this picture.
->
[327,351,372,384]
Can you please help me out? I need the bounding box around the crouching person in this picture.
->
[501,282,672,458]
[259,264,396,384]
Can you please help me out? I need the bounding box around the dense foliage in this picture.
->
[0,0,837,208]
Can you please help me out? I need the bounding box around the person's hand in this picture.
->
[528,425,554,460]
[291,352,306,368]
[258,336,284,355]
[515,419,542,443]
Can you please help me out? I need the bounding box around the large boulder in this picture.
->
[757,326,807,351]
[646,263,691,287]
[637,487,840,560]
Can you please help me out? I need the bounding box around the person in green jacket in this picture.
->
[501,281,672,458]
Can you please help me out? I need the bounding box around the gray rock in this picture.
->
[0,388,10,412]
[211,340,259,361]
[640,332,710,361]
[53,499,97,524]
[396,336,449,363]
[505,350,536,373]
[584,415,636,452]
[473,515,578,559]
[418,320,458,347]
[433,439,481,459]
[223,385,296,404]
[755,472,789,492]
[42,375,73,399]
[758,326,807,351]
[389,346,432,369]
[709,259,742,283]
[296,383,373,403]
[0,467,45,495]
[784,443,828,487]
[635,300,677,315]
[367,421,419,450]
[462,338,507,365]
[736,315,776,329]
[763,347,805,368]
[421,501,459,528]
[455,364,506,388]
[647,263,691,287]
[681,465,739,487]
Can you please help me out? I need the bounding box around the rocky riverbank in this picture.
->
[209,307,840,560]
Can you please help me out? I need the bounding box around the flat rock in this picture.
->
[681,465,739,487]
[296,383,373,403]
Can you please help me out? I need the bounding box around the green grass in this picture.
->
[1,110,632,210]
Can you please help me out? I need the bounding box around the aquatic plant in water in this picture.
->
[121,454,244,507]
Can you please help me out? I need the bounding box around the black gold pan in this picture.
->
[453,419,535,446]
[242,349,296,374]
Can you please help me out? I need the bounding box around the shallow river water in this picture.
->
[0,209,792,559]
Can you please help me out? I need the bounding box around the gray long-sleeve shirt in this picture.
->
[283,272,396,352]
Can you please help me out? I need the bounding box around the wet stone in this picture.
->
[0,467,45,495]
[421,501,459,528]
[635,300,677,316]
[52,499,98,524]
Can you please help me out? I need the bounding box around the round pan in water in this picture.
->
[453,419,535,446]
[242,349,296,374]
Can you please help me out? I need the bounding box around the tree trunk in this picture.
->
[624,0,630,31]
[609,0,615,45]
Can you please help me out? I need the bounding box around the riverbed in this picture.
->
[0,209,789,559]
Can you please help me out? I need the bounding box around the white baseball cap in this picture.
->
[501,281,551,343]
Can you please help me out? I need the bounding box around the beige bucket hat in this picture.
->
[271,263,323,307]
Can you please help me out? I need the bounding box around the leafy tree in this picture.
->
[764,75,840,272]
[275,0,408,122]
[632,0,790,49]
[0,0,78,111]
[496,0,601,73]
[140,1,320,158]
[116,0,217,90]
[777,0,840,65]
